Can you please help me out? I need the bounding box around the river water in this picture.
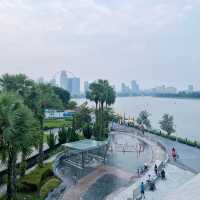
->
[75,96,200,141]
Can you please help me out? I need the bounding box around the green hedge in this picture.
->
[39,178,61,199]
[128,123,200,149]
[19,163,54,192]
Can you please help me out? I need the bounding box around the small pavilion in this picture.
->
[63,139,109,169]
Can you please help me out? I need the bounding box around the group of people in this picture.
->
[154,164,166,179]
[139,146,178,199]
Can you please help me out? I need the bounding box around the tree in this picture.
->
[0,74,34,95]
[86,80,116,140]
[0,93,39,200]
[25,83,63,166]
[159,114,175,135]
[66,100,77,110]
[52,86,70,108]
[73,102,92,130]
[137,110,151,128]
[105,86,116,108]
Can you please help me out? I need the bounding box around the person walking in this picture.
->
[172,147,177,161]
[154,164,158,175]
[140,182,145,199]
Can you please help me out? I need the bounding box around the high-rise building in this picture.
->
[131,80,140,94]
[188,85,194,93]
[121,83,130,95]
[60,70,68,90]
[59,70,80,97]
[68,77,80,97]
[84,81,90,95]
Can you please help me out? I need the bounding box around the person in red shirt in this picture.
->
[172,147,177,161]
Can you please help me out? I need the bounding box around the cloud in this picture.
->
[1,0,200,36]
[0,0,200,88]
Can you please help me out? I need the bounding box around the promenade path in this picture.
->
[62,165,136,200]
[144,164,194,200]
[146,133,200,173]
[116,125,200,173]
[108,163,194,200]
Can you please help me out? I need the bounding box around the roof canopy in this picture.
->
[63,139,108,152]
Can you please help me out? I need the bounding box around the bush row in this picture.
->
[16,163,61,199]
[127,123,200,149]
[19,163,54,192]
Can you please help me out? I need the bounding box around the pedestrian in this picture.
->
[137,168,140,177]
[172,147,177,161]
[154,164,158,175]
[140,182,145,199]
[144,163,148,171]
[161,168,166,179]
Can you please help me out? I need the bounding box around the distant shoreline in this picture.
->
[115,95,200,101]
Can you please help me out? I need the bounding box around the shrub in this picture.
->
[58,127,68,144]
[40,178,61,199]
[68,127,79,142]
[47,131,57,150]
[83,124,93,139]
[20,163,53,192]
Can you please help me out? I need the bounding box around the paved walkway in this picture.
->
[118,125,200,173]
[149,134,200,173]
[109,163,194,200]
[164,172,200,200]
[63,165,135,200]
[144,164,194,200]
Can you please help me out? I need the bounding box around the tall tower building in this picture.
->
[67,77,80,97]
[71,77,80,96]
[60,70,68,90]
[131,80,140,94]
[84,81,90,95]
[188,85,194,93]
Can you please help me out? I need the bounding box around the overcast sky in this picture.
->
[0,0,200,90]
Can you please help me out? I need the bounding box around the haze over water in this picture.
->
[76,97,200,141]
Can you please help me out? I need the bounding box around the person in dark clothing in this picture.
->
[161,169,166,179]
[154,164,158,175]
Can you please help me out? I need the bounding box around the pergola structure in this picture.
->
[63,139,109,169]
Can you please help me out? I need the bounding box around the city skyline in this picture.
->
[37,72,197,95]
[0,0,200,90]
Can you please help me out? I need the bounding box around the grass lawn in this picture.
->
[44,118,72,130]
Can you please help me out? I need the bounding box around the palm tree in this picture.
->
[105,86,116,108]
[26,83,63,166]
[86,80,116,140]
[0,74,64,167]
[0,93,39,200]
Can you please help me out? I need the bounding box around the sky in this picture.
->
[0,0,200,90]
